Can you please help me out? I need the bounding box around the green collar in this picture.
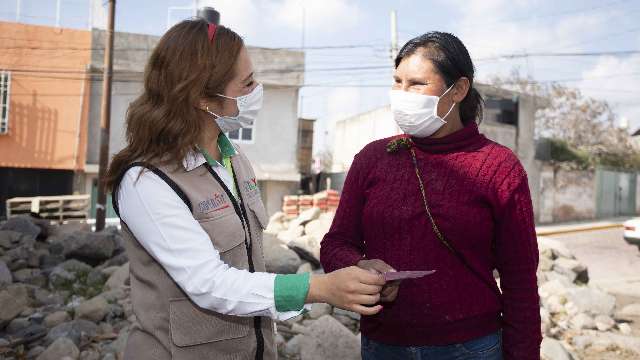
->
[218,133,238,158]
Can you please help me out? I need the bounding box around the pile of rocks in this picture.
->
[3,210,639,360]
[537,237,640,359]
[0,216,131,360]
[268,210,640,360]
[263,208,334,275]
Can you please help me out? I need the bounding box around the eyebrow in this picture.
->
[242,72,254,83]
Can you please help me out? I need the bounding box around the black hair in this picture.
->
[395,31,483,124]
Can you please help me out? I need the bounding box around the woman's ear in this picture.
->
[453,77,471,103]
[198,100,209,111]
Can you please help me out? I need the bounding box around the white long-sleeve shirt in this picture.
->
[117,151,305,320]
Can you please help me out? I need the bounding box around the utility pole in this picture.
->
[95,0,116,231]
[16,0,21,22]
[55,0,61,27]
[390,10,398,62]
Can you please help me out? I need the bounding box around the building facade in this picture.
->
[0,21,306,218]
[330,83,544,221]
[0,22,92,218]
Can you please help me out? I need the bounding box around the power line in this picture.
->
[477,50,640,61]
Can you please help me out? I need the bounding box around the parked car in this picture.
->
[623,218,640,247]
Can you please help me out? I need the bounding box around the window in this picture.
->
[228,126,254,143]
[0,70,10,135]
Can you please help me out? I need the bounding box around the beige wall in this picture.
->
[0,22,91,170]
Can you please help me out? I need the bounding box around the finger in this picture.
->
[354,293,381,305]
[353,283,383,295]
[381,287,394,297]
[369,260,395,273]
[352,304,383,316]
[357,269,386,286]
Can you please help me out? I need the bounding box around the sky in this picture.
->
[1,0,639,154]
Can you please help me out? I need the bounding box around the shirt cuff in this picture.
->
[274,272,310,312]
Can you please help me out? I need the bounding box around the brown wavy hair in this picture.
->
[105,19,243,191]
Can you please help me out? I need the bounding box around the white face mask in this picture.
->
[205,83,263,133]
[389,83,456,138]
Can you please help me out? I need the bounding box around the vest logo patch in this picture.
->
[243,178,260,199]
[198,193,229,214]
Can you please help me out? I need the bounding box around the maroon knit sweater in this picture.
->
[320,123,541,359]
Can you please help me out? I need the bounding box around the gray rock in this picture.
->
[296,262,313,274]
[11,323,47,344]
[33,288,65,307]
[571,335,594,351]
[4,244,37,271]
[0,259,12,286]
[104,263,129,291]
[75,296,109,323]
[538,237,574,260]
[37,337,79,360]
[299,315,360,360]
[569,313,595,330]
[27,345,45,359]
[333,308,361,321]
[594,314,615,331]
[285,334,304,357]
[0,284,30,329]
[308,303,332,319]
[49,260,92,290]
[541,337,572,360]
[290,208,322,229]
[101,252,128,268]
[0,230,30,249]
[39,254,65,270]
[44,311,71,328]
[103,328,128,357]
[0,216,41,241]
[102,353,116,360]
[304,218,331,240]
[79,349,100,360]
[86,269,108,289]
[538,256,554,272]
[0,338,9,347]
[13,268,47,287]
[46,319,98,347]
[553,258,588,284]
[100,288,127,303]
[6,317,30,334]
[566,286,616,316]
[289,235,321,262]
[617,303,640,318]
[263,234,301,274]
[55,229,120,265]
[618,323,632,335]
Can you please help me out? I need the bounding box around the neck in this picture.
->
[198,110,222,161]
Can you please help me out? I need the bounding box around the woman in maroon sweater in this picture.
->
[320,32,541,360]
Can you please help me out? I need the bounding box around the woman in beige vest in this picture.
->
[105,19,386,360]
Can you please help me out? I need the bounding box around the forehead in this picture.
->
[395,51,440,79]
[233,46,253,80]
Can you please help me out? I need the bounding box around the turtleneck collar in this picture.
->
[410,122,485,154]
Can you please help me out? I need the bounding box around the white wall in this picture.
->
[331,106,400,172]
[238,86,301,183]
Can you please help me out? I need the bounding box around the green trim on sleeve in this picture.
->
[274,272,311,312]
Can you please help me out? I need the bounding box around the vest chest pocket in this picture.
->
[198,212,249,269]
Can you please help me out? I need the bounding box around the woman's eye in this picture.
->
[247,81,255,87]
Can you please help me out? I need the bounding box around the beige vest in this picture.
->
[115,148,276,360]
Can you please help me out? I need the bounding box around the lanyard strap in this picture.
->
[200,147,238,197]
[409,148,502,300]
